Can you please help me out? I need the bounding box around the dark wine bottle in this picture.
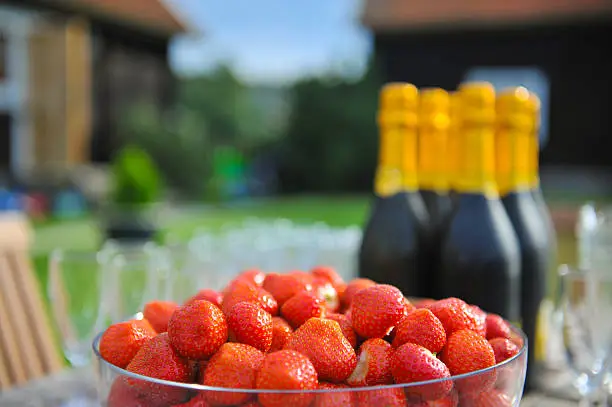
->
[496,87,551,392]
[418,88,453,233]
[436,82,521,321]
[417,88,452,294]
[447,92,461,208]
[527,93,558,267]
[358,83,430,298]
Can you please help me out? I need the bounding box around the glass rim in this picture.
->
[92,325,527,394]
[50,248,110,264]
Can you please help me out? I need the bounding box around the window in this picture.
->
[463,67,550,149]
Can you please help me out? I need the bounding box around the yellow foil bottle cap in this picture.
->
[456,82,497,196]
[379,82,418,110]
[375,82,419,196]
[420,88,450,130]
[378,82,419,128]
[497,87,533,130]
[527,92,542,131]
[458,82,496,125]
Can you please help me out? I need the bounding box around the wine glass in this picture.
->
[559,264,612,406]
[104,241,170,322]
[48,248,114,367]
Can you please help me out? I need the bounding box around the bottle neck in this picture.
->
[374,126,403,197]
[529,129,541,190]
[447,126,460,192]
[455,125,498,197]
[496,127,532,196]
[401,126,419,192]
[418,126,448,193]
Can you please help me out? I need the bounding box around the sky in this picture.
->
[164,0,372,85]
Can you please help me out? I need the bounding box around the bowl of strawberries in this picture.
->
[93,267,527,407]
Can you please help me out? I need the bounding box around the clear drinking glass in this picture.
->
[559,264,612,406]
[104,241,171,322]
[48,248,114,367]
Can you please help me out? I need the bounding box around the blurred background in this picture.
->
[0,0,611,291]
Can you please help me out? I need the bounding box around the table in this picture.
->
[0,367,580,407]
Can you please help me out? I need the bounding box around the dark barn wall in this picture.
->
[373,20,612,169]
[90,24,176,163]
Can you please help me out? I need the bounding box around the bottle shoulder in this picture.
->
[502,192,550,251]
[441,194,520,257]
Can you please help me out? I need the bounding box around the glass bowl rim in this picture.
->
[92,325,527,395]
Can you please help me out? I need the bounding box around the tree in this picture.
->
[278,60,383,192]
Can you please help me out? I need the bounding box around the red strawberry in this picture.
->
[281,291,326,328]
[284,317,357,383]
[414,299,437,309]
[310,266,345,291]
[240,402,263,407]
[100,319,157,368]
[392,308,446,353]
[270,317,293,352]
[185,289,223,308]
[238,268,266,286]
[410,392,459,407]
[222,270,265,294]
[351,284,405,339]
[222,279,278,316]
[223,277,255,295]
[425,392,459,407]
[488,338,520,364]
[288,270,316,286]
[461,389,513,407]
[263,273,312,307]
[313,279,340,313]
[426,298,485,337]
[485,314,512,340]
[168,300,228,359]
[202,343,265,406]
[326,313,357,349]
[439,329,496,395]
[143,301,178,333]
[391,343,452,400]
[341,278,376,311]
[126,333,194,405]
[107,377,148,407]
[172,393,210,406]
[508,329,524,348]
[354,388,407,407]
[314,382,353,407]
[256,350,318,407]
[403,297,417,315]
[346,338,393,386]
[227,301,273,352]
[469,306,487,335]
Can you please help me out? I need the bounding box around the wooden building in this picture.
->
[0,0,188,184]
[362,0,612,195]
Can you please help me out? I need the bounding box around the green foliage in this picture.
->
[179,66,283,150]
[277,61,383,192]
[111,144,162,207]
[118,64,286,199]
[120,102,211,199]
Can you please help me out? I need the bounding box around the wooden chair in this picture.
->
[0,213,64,391]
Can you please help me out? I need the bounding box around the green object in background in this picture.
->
[212,146,247,199]
[111,145,162,207]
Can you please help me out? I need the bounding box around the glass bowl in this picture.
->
[92,325,527,407]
